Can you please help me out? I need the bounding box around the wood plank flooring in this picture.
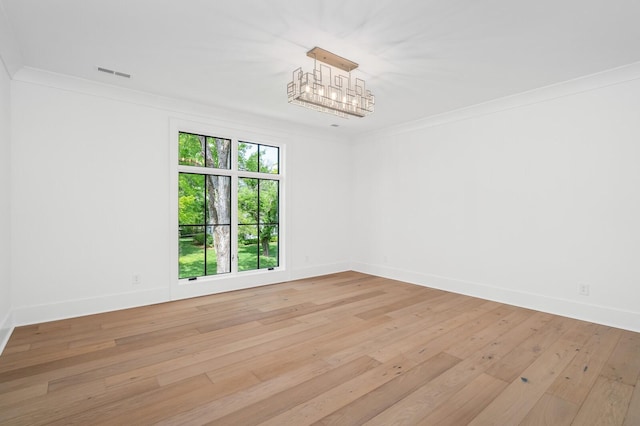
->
[0,271,639,425]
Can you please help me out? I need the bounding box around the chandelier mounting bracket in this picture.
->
[306,47,358,72]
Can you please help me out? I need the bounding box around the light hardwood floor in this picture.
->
[0,271,639,425]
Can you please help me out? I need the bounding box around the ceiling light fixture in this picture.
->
[287,47,374,119]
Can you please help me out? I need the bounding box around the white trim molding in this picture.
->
[352,262,640,333]
[11,287,169,327]
[357,61,640,142]
[0,310,13,355]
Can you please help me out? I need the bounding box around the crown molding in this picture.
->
[355,61,640,142]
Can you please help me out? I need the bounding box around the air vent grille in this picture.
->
[97,66,131,79]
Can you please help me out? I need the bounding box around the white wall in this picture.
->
[0,59,12,349]
[352,64,640,332]
[0,2,23,77]
[10,68,352,325]
[6,61,640,334]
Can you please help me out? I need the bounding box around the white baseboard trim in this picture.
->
[288,262,351,281]
[0,310,14,355]
[171,269,292,301]
[11,287,170,327]
[352,262,640,333]
[8,263,351,329]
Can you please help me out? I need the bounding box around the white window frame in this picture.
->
[169,119,286,300]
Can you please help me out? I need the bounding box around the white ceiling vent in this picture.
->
[97,66,131,79]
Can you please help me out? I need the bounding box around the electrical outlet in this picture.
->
[578,284,590,296]
[132,274,142,286]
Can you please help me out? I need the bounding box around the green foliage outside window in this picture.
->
[178,134,279,278]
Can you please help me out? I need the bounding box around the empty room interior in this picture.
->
[1,1,639,424]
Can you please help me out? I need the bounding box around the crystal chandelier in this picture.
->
[287,47,375,118]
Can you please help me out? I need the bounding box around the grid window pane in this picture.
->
[238,142,258,172]
[178,171,231,278]
[178,133,205,167]
[207,225,231,275]
[178,173,205,225]
[259,180,279,224]
[206,137,231,169]
[179,132,231,170]
[205,175,231,225]
[179,225,206,279]
[238,178,279,272]
[239,142,279,174]
[259,225,278,269]
[238,224,259,271]
[259,145,279,174]
[238,177,258,225]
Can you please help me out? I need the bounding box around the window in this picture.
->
[237,142,279,271]
[177,132,281,280]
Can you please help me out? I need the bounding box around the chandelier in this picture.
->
[287,47,374,118]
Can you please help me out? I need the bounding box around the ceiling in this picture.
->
[2,0,639,135]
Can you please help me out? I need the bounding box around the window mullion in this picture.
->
[178,165,233,176]
[237,170,281,181]
[203,174,208,276]
[231,138,239,273]
[257,179,261,270]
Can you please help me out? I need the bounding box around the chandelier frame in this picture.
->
[287,47,375,119]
